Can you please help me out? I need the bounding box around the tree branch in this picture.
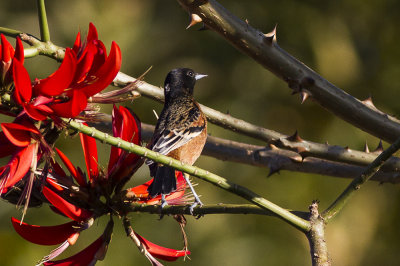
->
[64,118,310,232]
[176,0,400,144]
[322,135,400,222]
[36,0,50,42]
[119,202,309,219]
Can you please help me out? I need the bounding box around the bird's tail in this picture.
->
[148,165,177,198]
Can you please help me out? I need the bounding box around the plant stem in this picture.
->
[0,27,23,37]
[322,136,400,222]
[65,118,310,232]
[36,0,50,42]
[120,202,309,218]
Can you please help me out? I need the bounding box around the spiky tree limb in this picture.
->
[175,0,400,144]
[64,118,310,232]
[1,27,399,177]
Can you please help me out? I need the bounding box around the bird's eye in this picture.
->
[187,71,194,77]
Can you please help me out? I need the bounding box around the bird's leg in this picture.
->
[183,173,203,214]
[161,194,168,208]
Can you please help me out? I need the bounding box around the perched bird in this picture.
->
[146,68,207,211]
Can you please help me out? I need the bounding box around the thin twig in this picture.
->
[36,0,50,42]
[322,136,400,222]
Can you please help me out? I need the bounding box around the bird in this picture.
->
[146,68,207,212]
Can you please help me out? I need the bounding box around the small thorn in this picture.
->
[267,166,280,177]
[361,95,377,110]
[263,24,277,45]
[364,141,370,153]
[186,13,203,30]
[373,140,384,153]
[325,141,329,145]
[198,23,209,31]
[300,91,309,104]
[296,147,307,154]
[286,130,303,142]
[269,144,278,150]
[344,146,349,151]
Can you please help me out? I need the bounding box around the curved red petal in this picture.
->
[80,41,121,97]
[108,105,122,169]
[33,48,77,97]
[1,122,39,147]
[12,58,32,104]
[11,217,77,246]
[3,144,35,190]
[55,148,86,187]
[24,103,52,121]
[108,105,141,176]
[1,34,12,62]
[14,37,24,64]
[135,233,190,261]
[73,43,96,83]
[87,23,99,43]
[50,89,87,118]
[72,31,81,53]
[44,235,104,266]
[43,186,93,222]
[0,132,16,157]
[79,131,98,181]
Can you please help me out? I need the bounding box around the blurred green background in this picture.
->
[1,0,400,265]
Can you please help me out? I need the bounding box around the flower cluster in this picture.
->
[0,24,190,265]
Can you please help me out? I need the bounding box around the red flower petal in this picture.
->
[44,234,104,266]
[1,122,39,147]
[72,31,81,54]
[135,233,190,261]
[24,103,53,121]
[50,89,87,118]
[12,58,32,105]
[55,148,86,187]
[33,48,77,97]
[73,42,96,83]
[1,34,12,62]
[87,23,99,43]
[14,37,24,64]
[108,106,142,180]
[1,144,35,190]
[79,41,121,97]
[0,131,17,157]
[43,186,93,222]
[11,217,78,246]
[79,131,98,181]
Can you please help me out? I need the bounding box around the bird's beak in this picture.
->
[195,73,208,80]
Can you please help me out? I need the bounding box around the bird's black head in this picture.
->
[164,68,207,101]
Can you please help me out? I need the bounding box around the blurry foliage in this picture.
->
[1,0,400,265]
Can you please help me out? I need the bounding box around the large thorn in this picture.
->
[186,13,203,30]
[373,140,384,153]
[300,91,310,104]
[364,141,370,153]
[263,24,277,45]
[286,130,303,142]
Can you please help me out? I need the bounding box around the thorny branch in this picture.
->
[176,0,400,144]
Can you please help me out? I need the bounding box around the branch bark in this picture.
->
[176,0,400,144]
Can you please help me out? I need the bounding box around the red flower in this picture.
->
[11,23,122,120]
[10,105,190,264]
[0,118,42,194]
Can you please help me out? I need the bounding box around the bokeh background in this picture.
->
[1,0,400,265]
